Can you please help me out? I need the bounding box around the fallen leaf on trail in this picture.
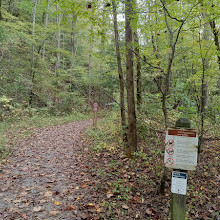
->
[76,196,81,201]
[14,199,22,203]
[122,204,129,209]
[146,209,153,215]
[65,206,75,211]
[96,208,102,213]
[81,183,87,188]
[44,191,52,197]
[87,203,95,207]
[20,191,27,196]
[33,206,42,212]
[55,191,60,195]
[75,186,79,190]
[49,210,60,216]
[107,193,114,198]
[54,201,61,206]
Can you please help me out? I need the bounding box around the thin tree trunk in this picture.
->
[210,20,220,88]
[161,0,185,128]
[56,3,61,75]
[198,21,209,153]
[42,0,49,60]
[88,25,93,105]
[8,0,14,14]
[125,0,137,154]
[29,0,37,106]
[71,15,77,68]
[112,0,127,143]
[133,31,142,110]
[0,0,3,20]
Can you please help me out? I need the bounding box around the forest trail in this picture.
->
[0,120,98,220]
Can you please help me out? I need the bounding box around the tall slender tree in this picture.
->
[29,0,38,106]
[42,0,50,60]
[56,3,61,74]
[0,0,3,20]
[125,0,137,154]
[112,0,127,143]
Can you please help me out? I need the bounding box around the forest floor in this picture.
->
[0,119,219,220]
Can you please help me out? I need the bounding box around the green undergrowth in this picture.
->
[0,111,88,162]
[86,111,124,152]
[85,110,219,219]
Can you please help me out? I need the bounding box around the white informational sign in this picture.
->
[171,171,187,195]
[164,128,198,170]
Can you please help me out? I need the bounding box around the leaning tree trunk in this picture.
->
[125,0,137,154]
[112,0,127,143]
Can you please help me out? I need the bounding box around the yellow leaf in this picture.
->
[87,203,95,207]
[96,208,102,213]
[75,186,79,190]
[54,201,61,206]
[76,196,81,201]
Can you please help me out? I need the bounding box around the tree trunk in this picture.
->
[56,3,61,75]
[88,25,93,105]
[42,0,49,60]
[133,31,142,110]
[112,0,127,143]
[198,21,210,154]
[8,0,14,14]
[0,0,3,20]
[71,14,77,68]
[29,0,37,106]
[161,0,185,128]
[125,0,137,154]
[210,20,220,89]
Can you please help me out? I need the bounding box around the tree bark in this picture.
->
[209,20,220,88]
[133,31,142,110]
[112,0,127,143]
[198,21,210,153]
[42,0,49,60]
[71,15,77,68]
[125,0,137,153]
[0,0,3,20]
[29,0,37,106]
[56,3,61,75]
[88,25,93,105]
[161,0,185,128]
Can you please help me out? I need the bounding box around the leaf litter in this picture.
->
[0,119,219,219]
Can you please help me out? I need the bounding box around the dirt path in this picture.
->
[0,120,98,220]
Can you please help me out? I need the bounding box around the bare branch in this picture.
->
[160,0,184,23]
[130,47,165,74]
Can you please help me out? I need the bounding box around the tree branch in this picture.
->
[130,46,165,74]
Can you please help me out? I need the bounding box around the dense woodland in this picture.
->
[0,0,219,219]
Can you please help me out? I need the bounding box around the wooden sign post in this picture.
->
[164,118,199,220]
[92,102,98,128]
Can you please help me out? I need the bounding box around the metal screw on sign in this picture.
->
[171,118,190,220]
